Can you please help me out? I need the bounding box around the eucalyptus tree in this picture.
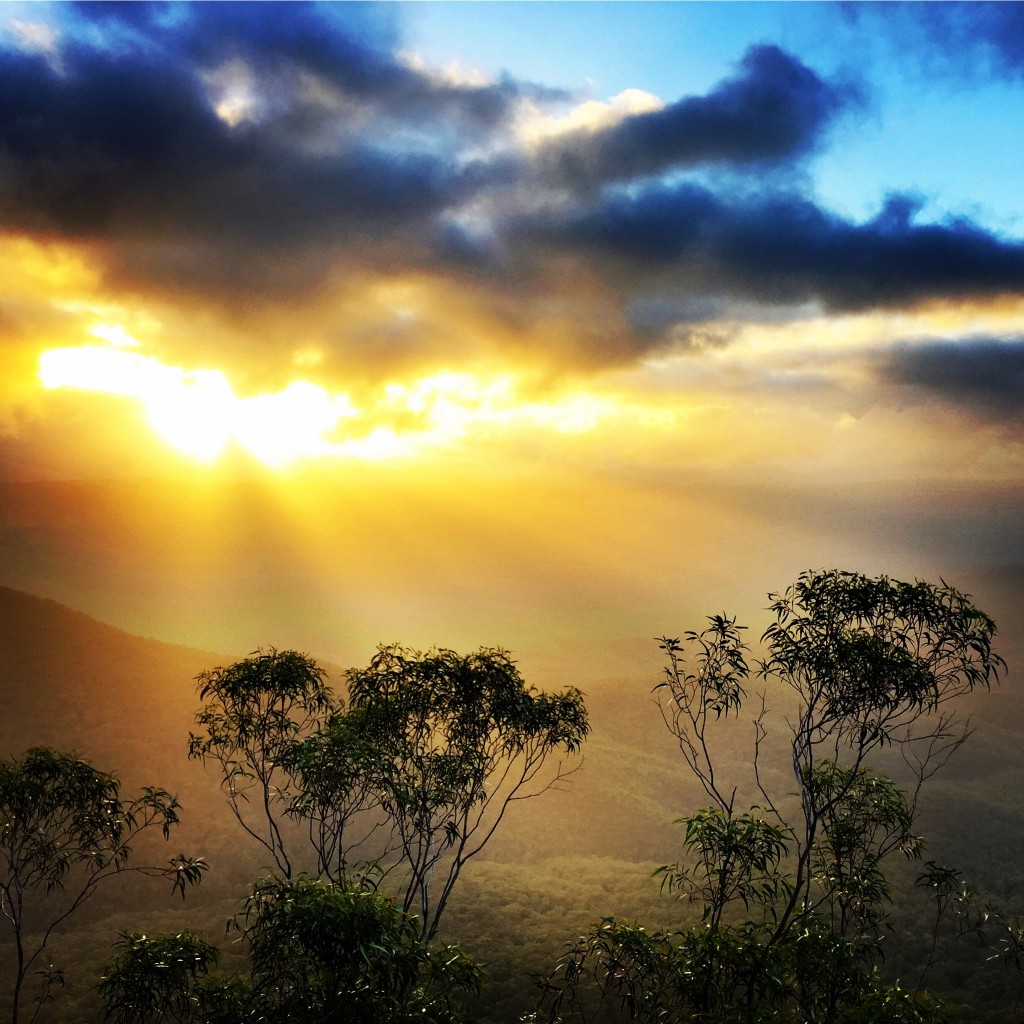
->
[0,747,206,1024]
[188,648,337,879]
[533,570,1003,1023]
[344,644,590,940]
[189,644,589,940]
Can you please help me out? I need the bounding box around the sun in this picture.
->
[38,344,358,465]
[37,333,624,468]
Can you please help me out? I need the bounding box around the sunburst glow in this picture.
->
[38,340,621,466]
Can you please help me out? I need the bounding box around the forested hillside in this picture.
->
[2,576,1023,1023]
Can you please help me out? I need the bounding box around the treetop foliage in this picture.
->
[190,648,335,768]
[347,644,589,756]
[188,648,337,880]
[188,642,589,940]
[534,569,1008,1024]
[0,747,205,1024]
[762,570,1004,738]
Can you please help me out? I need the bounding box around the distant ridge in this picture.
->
[0,585,223,794]
[0,583,228,658]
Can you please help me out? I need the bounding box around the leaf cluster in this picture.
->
[100,877,482,1024]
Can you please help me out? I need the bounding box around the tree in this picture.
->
[0,747,206,1024]
[240,876,481,1023]
[344,644,590,940]
[190,644,589,941]
[533,571,1003,1023]
[99,932,221,1024]
[753,571,1001,948]
[188,648,337,879]
[100,878,482,1024]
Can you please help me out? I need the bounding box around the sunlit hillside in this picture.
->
[2,581,1024,1021]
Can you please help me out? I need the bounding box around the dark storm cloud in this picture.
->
[0,3,526,294]
[536,45,858,189]
[0,3,866,310]
[0,46,462,243]
[5,1,1024,371]
[843,2,1024,79]
[881,338,1024,420]
[72,1,550,132]
[516,187,1024,315]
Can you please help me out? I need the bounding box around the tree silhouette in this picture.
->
[533,571,1003,1023]
[0,748,205,1024]
[343,644,590,940]
[190,644,589,940]
[188,649,336,879]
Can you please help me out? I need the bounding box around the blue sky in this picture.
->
[402,1,1024,232]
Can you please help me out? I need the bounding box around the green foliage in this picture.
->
[188,649,338,879]
[534,571,1005,1024]
[655,616,749,813]
[10,574,1019,1022]
[830,980,958,1024]
[532,915,958,1024]
[241,875,481,1024]
[100,931,220,1024]
[100,878,482,1024]
[530,917,787,1024]
[806,762,921,935]
[0,747,205,1024]
[190,643,589,941]
[657,808,792,928]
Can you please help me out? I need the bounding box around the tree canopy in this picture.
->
[0,747,205,1024]
[189,643,589,940]
[533,570,1005,1024]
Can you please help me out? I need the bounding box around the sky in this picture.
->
[0,1,1023,677]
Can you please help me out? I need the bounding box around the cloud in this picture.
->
[967,2,1024,74]
[0,2,543,298]
[0,56,465,304]
[515,187,1024,319]
[843,2,1024,81]
[0,14,856,279]
[72,1,547,133]
[0,5,864,360]
[880,337,1024,421]
[534,45,858,189]
[4,3,1024,386]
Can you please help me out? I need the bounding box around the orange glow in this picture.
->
[0,235,98,294]
[36,339,627,466]
[40,346,237,462]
